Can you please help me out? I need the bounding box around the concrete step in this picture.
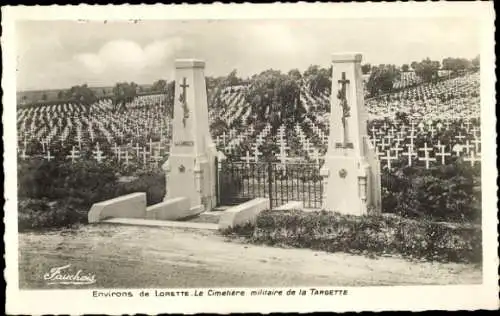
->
[101,217,218,230]
[181,211,225,224]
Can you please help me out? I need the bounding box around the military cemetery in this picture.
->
[13,16,488,290]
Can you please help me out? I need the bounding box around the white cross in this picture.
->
[472,137,481,153]
[45,150,54,162]
[462,140,473,154]
[471,126,480,138]
[93,144,106,163]
[40,140,48,152]
[418,143,436,169]
[148,138,154,154]
[407,132,417,148]
[444,121,452,130]
[394,134,404,145]
[464,151,480,167]
[455,132,466,142]
[221,132,227,145]
[122,150,131,165]
[156,143,165,155]
[142,147,149,165]
[241,151,252,165]
[391,143,403,158]
[402,145,417,166]
[388,126,397,136]
[386,132,394,142]
[151,150,162,164]
[253,148,262,162]
[463,119,472,131]
[435,144,451,164]
[112,143,120,156]
[380,137,391,149]
[132,143,142,157]
[67,146,80,163]
[20,149,30,160]
[428,126,436,138]
[381,150,398,170]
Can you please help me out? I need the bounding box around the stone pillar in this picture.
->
[163,59,219,212]
[320,53,382,215]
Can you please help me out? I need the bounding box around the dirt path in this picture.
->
[18,224,481,289]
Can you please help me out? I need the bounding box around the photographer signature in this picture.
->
[43,264,96,285]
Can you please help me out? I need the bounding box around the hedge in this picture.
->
[222,209,482,263]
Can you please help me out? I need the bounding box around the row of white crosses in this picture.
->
[18,95,171,156]
[366,73,479,121]
[303,116,328,145]
[369,117,482,169]
[30,140,169,166]
[294,123,321,161]
[237,123,272,162]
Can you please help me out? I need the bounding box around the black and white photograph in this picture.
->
[3,2,498,314]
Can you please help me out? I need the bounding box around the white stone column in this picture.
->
[321,53,382,215]
[165,59,219,212]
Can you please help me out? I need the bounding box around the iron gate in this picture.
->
[216,160,323,209]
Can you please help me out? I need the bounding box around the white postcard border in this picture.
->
[3,2,498,314]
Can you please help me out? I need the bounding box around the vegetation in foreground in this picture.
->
[221,209,482,264]
[18,159,165,231]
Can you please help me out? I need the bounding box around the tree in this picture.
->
[410,61,418,71]
[303,64,331,96]
[112,82,138,112]
[442,57,472,75]
[471,55,480,69]
[225,69,242,87]
[41,93,48,101]
[471,55,480,70]
[401,64,409,72]
[366,64,401,97]
[244,69,301,124]
[151,79,167,93]
[361,63,372,75]
[64,84,97,105]
[166,81,175,118]
[413,58,440,83]
[288,69,302,81]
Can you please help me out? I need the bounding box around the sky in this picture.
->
[16,18,480,91]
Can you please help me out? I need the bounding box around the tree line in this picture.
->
[363,55,479,97]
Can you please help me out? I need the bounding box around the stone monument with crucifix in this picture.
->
[320,53,381,215]
[163,59,221,214]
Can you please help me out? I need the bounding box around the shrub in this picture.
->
[18,197,88,231]
[17,159,167,230]
[224,210,481,263]
[114,171,165,206]
[381,162,481,223]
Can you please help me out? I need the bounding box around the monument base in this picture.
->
[320,155,374,216]
[164,153,217,213]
